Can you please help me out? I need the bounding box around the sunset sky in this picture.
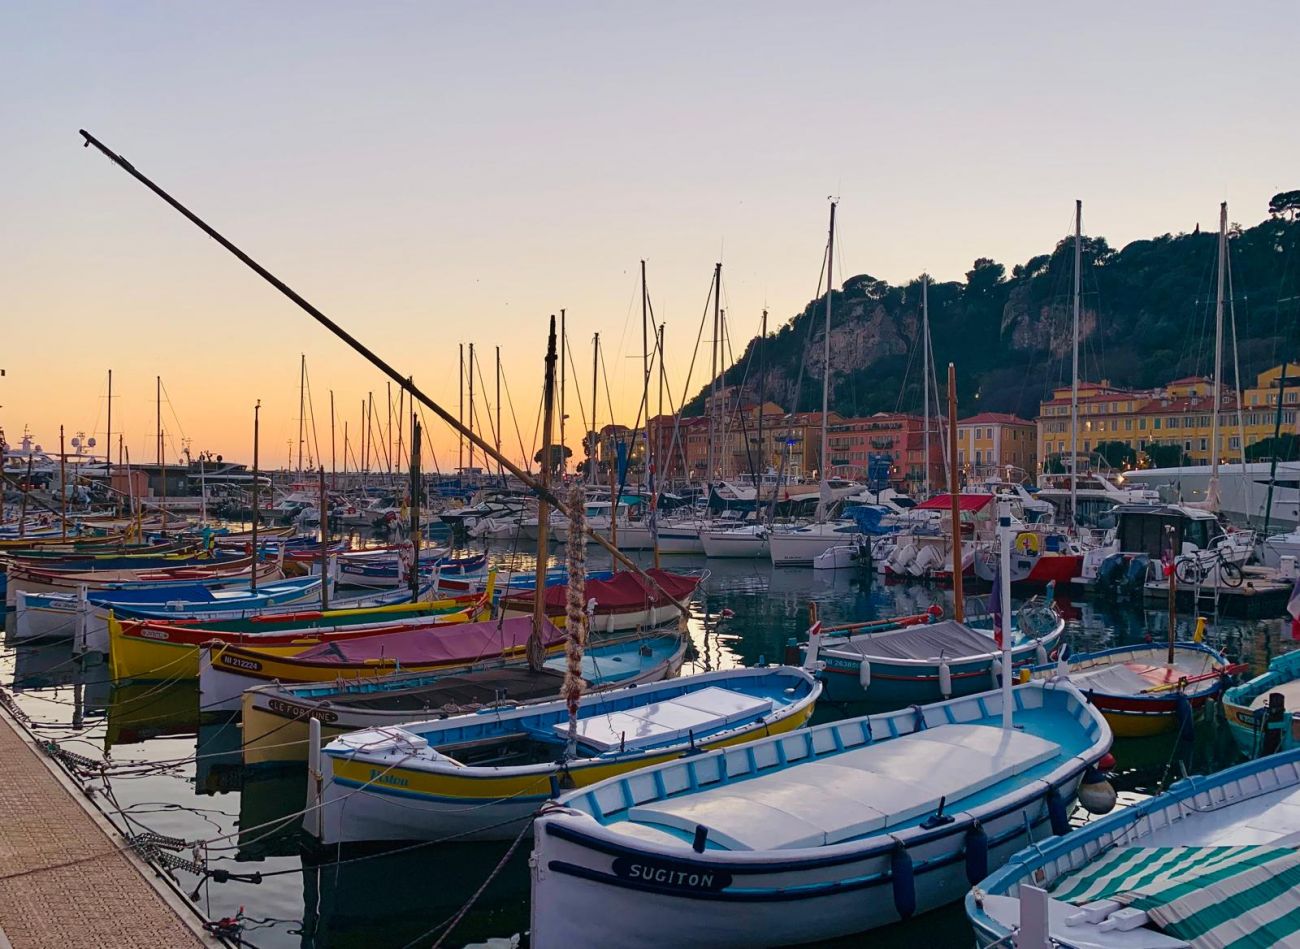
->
[2,2,1296,472]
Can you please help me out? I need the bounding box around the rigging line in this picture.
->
[599,344,617,436]
[498,369,531,473]
[370,394,392,474]
[663,268,719,480]
[415,403,443,477]
[471,351,501,455]
[563,330,590,440]
[1226,237,1248,471]
[789,239,830,419]
[304,363,321,470]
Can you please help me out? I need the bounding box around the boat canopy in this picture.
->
[1051,845,1300,946]
[289,615,564,665]
[503,568,700,614]
[826,620,994,661]
[916,493,992,512]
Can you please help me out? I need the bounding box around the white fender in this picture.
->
[990,658,1003,688]
[858,659,871,689]
[938,659,952,698]
[1035,643,1048,666]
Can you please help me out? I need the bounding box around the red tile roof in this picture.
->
[958,412,1034,426]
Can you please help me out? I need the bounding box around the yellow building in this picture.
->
[1034,364,1300,471]
[957,413,1037,476]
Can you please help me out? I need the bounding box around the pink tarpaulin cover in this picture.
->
[502,569,700,616]
[289,616,564,666]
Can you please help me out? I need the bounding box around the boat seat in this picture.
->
[556,688,774,753]
[625,725,1059,851]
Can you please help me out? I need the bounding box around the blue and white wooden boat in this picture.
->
[1223,648,1300,760]
[305,665,821,845]
[529,679,1112,948]
[967,748,1300,948]
[15,576,439,653]
[806,600,1064,704]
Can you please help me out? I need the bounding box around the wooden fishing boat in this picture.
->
[107,584,492,682]
[1049,641,1233,738]
[529,679,1111,948]
[968,748,1300,948]
[201,614,565,714]
[240,629,688,765]
[807,601,1064,704]
[5,552,278,607]
[15,574,325,646]
[305,665,821,845]
[500,568,701,633]
[1223,649,1300,759]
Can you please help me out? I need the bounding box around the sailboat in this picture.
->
[769,202,864,567]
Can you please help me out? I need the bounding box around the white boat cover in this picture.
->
[823,620,995,662]
[622,724,1057,851]
[555,688,774,753]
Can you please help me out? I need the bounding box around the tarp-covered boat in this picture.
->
[500,568,700,632]
[200,613,559,713]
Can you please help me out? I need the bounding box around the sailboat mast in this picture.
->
[329,389,336,490]
[465,340,470,473]
[641,260,659,567]
[820,201,836,493]
[758,310,767,491]
[708,263,721,485]
[156,374,162,466]
[386,380,393,476]
[922,276,930,498]
[495,346,503,477]
[948,363,964,622]
[297,354,305,476]
[560,308,567,478]
[251,400,260,593]
[591,332,600,487]
[410,414,422,603]
[1211,201,1227,495]
[530,316,558,671]
[106,369,113,508]
[467,343,475,476]
[1070,200,1081,525]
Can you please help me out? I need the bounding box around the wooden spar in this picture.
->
[59,426,67,541]
[467,344,475,476]
[410,410,421,604]
[947,363,964,622]
[530,316,558,672]
[560,308,567,477]
[608,467,619,570]
[251,400,260,593]
[641,260,659,569]
[590,332,599,488]
[78,130,691,616]
[329,389,336,490]
[319,465,329,610]
[458,343,464,474]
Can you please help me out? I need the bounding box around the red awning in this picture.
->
[916,493,993,512]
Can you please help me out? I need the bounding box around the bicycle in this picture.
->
[1174,545,1244,587]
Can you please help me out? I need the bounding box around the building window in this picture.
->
[1229,436,1241,449]
[1153,418,1161,430]
[1199,438,1208,451]
[1125,418,1133,431]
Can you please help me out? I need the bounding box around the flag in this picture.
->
[989,559,1003,648]
[1287,575,1300,641]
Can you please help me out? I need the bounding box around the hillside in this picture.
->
[683,203,1300,422]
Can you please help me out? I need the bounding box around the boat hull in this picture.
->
[768,529,856,567]
[699,529,769,559]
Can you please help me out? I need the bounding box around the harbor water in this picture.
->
[1,545,1290,948]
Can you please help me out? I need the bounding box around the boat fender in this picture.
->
[1047,785,1069,836]
[548,774,561,798]
[926,604,943,622]
[938,660,952,698]
[757,654,767,667]
[858,660,871,690]
[1078,767,1118,815]
[692,824,709,854]
[1035,643,1049,667]
[890,844,916,920]
[1175,692,1195,745]
[964,822,989,885]
[784,637,800,666]
[990,658,1002,689]
[1264,692,1287,756]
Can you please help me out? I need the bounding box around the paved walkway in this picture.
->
[0,708,211,948]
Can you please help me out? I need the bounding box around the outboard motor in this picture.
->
[1120,554,1151,597]
[1094,553,1126,594]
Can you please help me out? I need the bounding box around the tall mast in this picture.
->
[560,309,567,478]
[467,343,475,475]
[465,343,470,470]
[658,322,667,478]
[251,400,260,593]
[156,374,162,466]
[495,345,502,478]
[590,332,600,487]
[922,276,930,498]
[757,310,768,489]
[409,413,422,603]
[817,201,836,520]
[106,369,113,508]
[641,260,658,567]
[386,380,393,476]
[948,363,964,622]
[1210,201,1227,509]
[707,263,721,485]
[396,385,404,477]
[329,389,336,490]
[1070,200,1081,525]
[297,354,305,476]
[529,316,558,672]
